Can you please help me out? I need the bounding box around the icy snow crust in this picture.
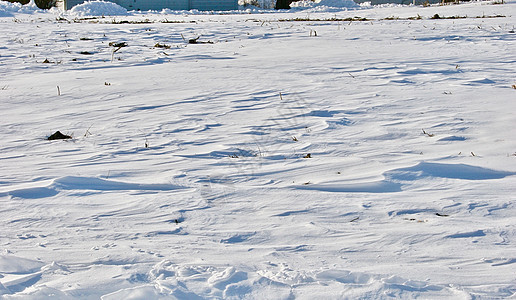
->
[1,0,516,298]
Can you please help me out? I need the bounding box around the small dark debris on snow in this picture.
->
[154,43,171,49]
[188,37,213,44]
[422,129,434,137]
[111,20,153,24]
[80,37,94,41]
[109,42,128,48]
[110,42,128,53]
[350,217,360,222]
[436,213,450,217]
[303,153,312,158]
[47,131,72,140]
[42,58,51,63]
[79,51,93,55]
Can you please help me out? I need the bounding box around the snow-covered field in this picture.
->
[1,0,515,298]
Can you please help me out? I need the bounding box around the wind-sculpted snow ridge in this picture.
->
[298,162,515,193]
[3,176,189,199]
[1,1,516,299]
[0,255,45,295]
[54,176,188,191]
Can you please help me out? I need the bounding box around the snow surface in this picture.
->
[1,0,516,298]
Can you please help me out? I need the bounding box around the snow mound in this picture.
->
[69,1,128,16]
[0,0,41,17]
[101,262,470,299]
[291,0,359,9]
[0,1,21,17]
[0,255,44,273]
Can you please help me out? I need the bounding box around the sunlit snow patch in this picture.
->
[0,255,44,274]
[69,1,128,16]
[0,255,46,295]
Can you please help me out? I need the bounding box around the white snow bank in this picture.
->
[0,0,41,17]
[69,0,128,16]
[0,1,22,17]
[99,261,471,299]
[0,255,44,273]
[291,0,359,9]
